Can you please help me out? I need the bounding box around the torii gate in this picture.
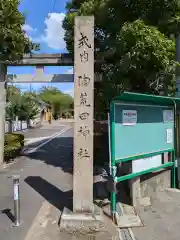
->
[0,16,104,230]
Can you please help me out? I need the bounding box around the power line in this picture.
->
[47,0,57,20]
[51,0,57,12]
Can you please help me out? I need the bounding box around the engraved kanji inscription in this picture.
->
[79,112,90,120]
[77,148,90,159]
[80,92,90,107]
[78,74,90,87]
[78,32,91,49]
[78,126,90,138]
[80,51,88,63]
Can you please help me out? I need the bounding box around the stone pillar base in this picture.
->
[59,205,106,233]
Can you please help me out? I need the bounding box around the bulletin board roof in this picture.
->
[112,91,180,106]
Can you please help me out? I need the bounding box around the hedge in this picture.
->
[4,133,24,162]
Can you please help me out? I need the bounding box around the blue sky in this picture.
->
[8,0,74,96]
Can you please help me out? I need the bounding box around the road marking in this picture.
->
[23,126,72,154]
[24,201,52,240]
[24,123,70,144]
[34,126,71,150]
[24,136,51,145]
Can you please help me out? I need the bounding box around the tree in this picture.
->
[6,85,21,119]
[38,86,74,119]
[63,0,180,114]
[0,0,39,62]
[6,85,39,121]
[17,94,39,121]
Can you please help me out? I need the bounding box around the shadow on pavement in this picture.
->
[22,136,109,176]
[25,176,112,212]
[22,137,112,204]
[21,136,73,174]
[1,208,15,223]
[25,176,73,211]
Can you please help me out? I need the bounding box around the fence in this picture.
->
[5,121,28,133]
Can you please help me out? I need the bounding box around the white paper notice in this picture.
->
[163,110,173,122]
[167,129,173,143]
[122,110,137,126]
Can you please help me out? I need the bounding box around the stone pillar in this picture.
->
[60,17,104,232]
[0,64,7,166]
[73,16,94,213]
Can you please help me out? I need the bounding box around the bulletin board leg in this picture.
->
[111,191,116,220]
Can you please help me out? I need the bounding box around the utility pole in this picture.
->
[29,84,32,93]
[176,34,180,188]
[176,34,180,97]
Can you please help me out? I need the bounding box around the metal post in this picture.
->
[111,166,117,221]
[12,175,22,227]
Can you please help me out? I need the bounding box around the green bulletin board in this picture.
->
[109,92,178,218]
[113,102,174,161]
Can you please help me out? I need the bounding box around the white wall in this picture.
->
[5,120,28,133]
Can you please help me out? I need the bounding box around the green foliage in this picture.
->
[38,86,74,118]
[111,20,177,93]
[6,85,74,122]
[6,85,39,121]
[63,0,180,115]
[0,0,39,62]
[17,94,39,121]
[4,133,24,162]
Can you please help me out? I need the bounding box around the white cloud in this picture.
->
[41,12,66,50]
[22,24,37,33]
[22,13,67,50]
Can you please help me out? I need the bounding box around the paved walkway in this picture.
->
[132,189,180,240]
[0,122,119,240]
[0,125,73,240]
[5,120,180,240]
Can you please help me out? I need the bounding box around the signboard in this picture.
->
[122,110,137,126]
[163,110,173,122]
[167,128,173,143]
[132,155,162,173]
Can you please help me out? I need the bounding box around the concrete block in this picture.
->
[59,205,106,234]
[165,188,180,193]
[140,170,171,199]
[115,213,143,228]
[129,177,141,207]
[116,203,143,228]
[138,197,151,207]
[121,203,136,215]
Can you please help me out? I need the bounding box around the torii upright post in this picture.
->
[0,64,6,167]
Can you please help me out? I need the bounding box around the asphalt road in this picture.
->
[0,121,73,240]
[20,123,69,140]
